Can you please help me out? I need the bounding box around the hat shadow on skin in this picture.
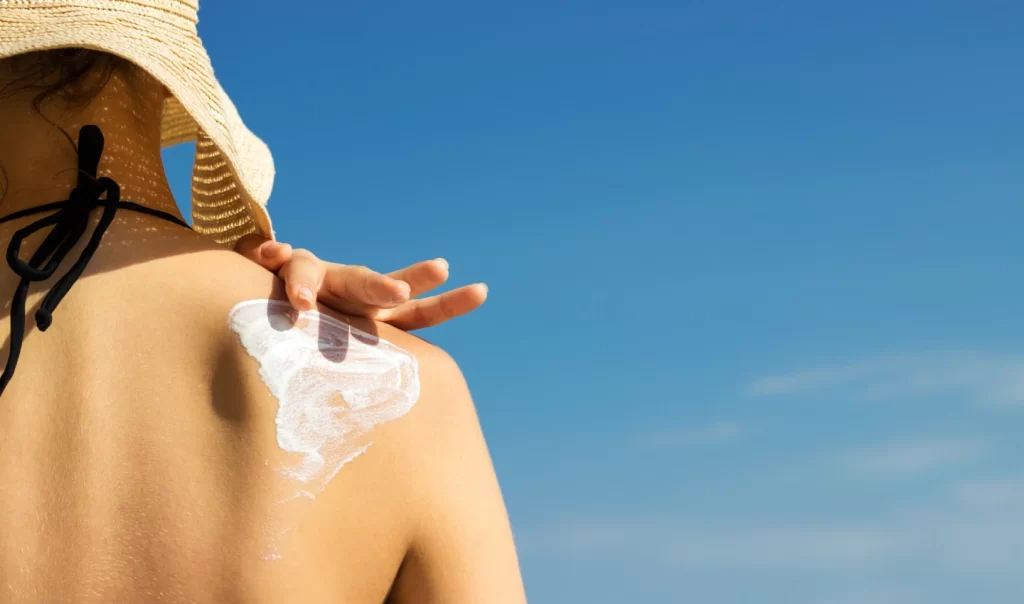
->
[0,47,382,431]
[0,209,384,423]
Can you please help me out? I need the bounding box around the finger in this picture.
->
[278,249,327,311]
[233,233,293,272]
[388,258,449,299]
[379,283,488,331]
[305,296,383,319]
[323,264,411,307]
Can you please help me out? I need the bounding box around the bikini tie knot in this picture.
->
[5,126,121,333]
[0,125,189,396]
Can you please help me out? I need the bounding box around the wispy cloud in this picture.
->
[815,586,925,604]
[525,519,903,569]
[953,476,1024,507]
[838,439,985,477]
[747,351,1024,405]
[638,421,741,449]
[524,505,1024,573]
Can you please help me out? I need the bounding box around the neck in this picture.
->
[0,66,184,222]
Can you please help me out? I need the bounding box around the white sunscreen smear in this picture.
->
[229,299,420,497]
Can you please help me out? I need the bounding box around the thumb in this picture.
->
[234,233,293,272]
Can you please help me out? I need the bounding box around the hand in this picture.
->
[233,234,488,331]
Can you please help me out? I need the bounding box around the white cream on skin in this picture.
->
[229,299,420,496]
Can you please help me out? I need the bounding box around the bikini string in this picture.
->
[0,125,190,396]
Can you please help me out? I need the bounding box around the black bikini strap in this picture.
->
[0,125,190,396]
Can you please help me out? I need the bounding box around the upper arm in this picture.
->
[385,343,526,604]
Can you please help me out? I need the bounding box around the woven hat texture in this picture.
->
[0,0,275,245]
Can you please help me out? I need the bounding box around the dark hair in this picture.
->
[0,48,123,110]
[0,49,124,201]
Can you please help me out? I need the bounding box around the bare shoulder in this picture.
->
[330,317,481,467]
[337,316,471,415]
[221,297,475,459]
[353,322,526,603]
[368,321,460,376]
[214,289,524,600]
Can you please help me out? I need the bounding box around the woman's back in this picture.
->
[0,214,523,603]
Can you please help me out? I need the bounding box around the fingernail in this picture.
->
[435,258,449,270]
[298,286,315,307]
[260,241,282,258]
[479,283,489,295]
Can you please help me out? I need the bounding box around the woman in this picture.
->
[0,2,526,602]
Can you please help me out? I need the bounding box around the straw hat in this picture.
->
[0,0,274,246]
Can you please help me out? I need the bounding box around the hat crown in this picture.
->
[167,0,199,13]
[1,1,199,22]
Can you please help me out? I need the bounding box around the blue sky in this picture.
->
[163,1,1024,602]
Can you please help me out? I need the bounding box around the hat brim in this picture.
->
[0,3,275,245]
